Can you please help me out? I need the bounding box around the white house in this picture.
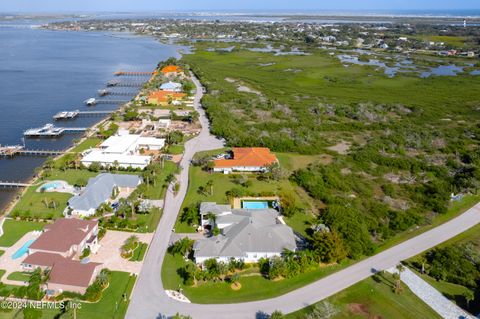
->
[81,130,165,169]
[160,81,183,92]
[67,173,142,217]
[213,148,278,174]
[193,202,296,264]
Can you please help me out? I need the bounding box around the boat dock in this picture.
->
[23,124,87,137]
[107,80,144,88]
[84,98,129,106]
[114,71,153,77]
[53,110,114,120]
[98,89,137,97]
[0,181,32,188]
[1,147,64,157]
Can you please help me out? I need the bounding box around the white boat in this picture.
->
[24,123,63,136]
[84,98,97,106]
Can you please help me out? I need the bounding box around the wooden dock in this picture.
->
[53,110,114,120]
[107,80,144,88]
[24,124,87,137]
[0,181,32,188]
[114,71,153,76]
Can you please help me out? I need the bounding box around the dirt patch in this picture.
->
[327,141,351,155]
[348,303,371,317]
[238,85,262,96]
[225,77,236,83]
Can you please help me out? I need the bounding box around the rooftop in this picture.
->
[194,204,296,259]
[29,219,98,253]
[68,173,141,212]
[214,148,278,169]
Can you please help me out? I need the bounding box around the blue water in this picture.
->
[242,201,269,209]
[0,21,187,212]
[12,239,35,260]
[41,182,61,191]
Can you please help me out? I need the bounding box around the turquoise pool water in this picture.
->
[41,182,61,191]
[242,201,269,209]
[12,239,35,260]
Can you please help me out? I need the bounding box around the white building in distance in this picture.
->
[81,130,165,170]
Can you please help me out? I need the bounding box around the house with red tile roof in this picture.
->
[21,252,101,294]
[147,90,186,106]
[213,148,278,173]
[28,218,99,258]
[160,65,183,77]
[20,218,102,295]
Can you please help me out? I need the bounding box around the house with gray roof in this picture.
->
[194,202,297,264]
[66,173,141,218]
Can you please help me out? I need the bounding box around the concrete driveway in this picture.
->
[89,230,153,275]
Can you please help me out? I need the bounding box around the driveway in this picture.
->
[89,230,153,275]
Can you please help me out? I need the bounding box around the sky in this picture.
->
[0,0,479,13]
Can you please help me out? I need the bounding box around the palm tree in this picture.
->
[206,180,214,196]
[96,270,110,287]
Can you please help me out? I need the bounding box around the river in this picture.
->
[0,20,186,212]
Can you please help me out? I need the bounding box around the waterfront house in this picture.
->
[213,147,278,174]
[81,130,165,169]
[160,65,184,77]
[67,173,142,217]
[147,90,186,106]
[28,218,99,258]
[193,202,296,264]
[160,81,183,92]
[22,252,101,295]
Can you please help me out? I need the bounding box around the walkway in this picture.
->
[126,73,480,319]
[388,267,474,319]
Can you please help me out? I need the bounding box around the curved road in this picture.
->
[126,74,480,319]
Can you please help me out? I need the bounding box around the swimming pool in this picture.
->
[12,239,35,260]
[242,201,269,209]
[41,182,61,191]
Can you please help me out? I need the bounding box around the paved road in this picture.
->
[127,74,480,319]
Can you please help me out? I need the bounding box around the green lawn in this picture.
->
[129,242,148,261]
[285,273,441,319]
[10,185,72,219]
[166,144,185,155]
[76,272,136,319]
[0,219,45,247]
[142,161,178,200]
[70,137,102,153]
[6,272,30,282]
[0,271,137,319]
[162,253,351,304]
[46,169,98,185]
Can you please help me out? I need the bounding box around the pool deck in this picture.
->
[0,231,41,286]
[232,196,279,209]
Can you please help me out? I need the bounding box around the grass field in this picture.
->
[129,242,148,261]
[6,272,30,282]
[0,219,45,247]
[285,273,440,319]
[75,272,136,319]
[10,186,72,219]
[162,253,350,303]
[414,35,467,47]
[142,161,178,200]
[0,271,136,319]
[70,137,102,153]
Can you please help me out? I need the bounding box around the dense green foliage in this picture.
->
[184,45,480,259]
